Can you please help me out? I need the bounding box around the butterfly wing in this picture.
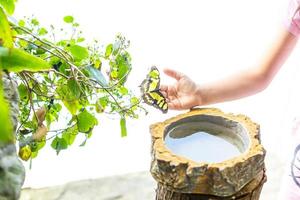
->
[148,66,160,92]
[147,91,168,113]
[140,66,168,113]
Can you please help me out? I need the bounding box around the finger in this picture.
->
[167,99,182,110]
[160,84,168,92]
[161,91,168,98]
[163,68,184,81]
[168,96,176,101]
[168,102,181,110]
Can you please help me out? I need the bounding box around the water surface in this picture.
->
[165,130,241,163]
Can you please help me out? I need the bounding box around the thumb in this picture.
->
[163,68,185,81]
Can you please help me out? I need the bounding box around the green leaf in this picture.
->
[77,109,98,133]
[86,65,108,87]
[110,70,118,79]
[31,151,38,159]
[45,103,62,126]
[31,18,39,26]
[18,83,29,101]
[51,137,68,155]
[119,56,131,77]
[0,0,15,15]
[62,126,78,145]
[94,59,102,69]
[95,96,108,113]
[120,117,127,137]
[63,15,74,23]
[98,96,108,108]
[0,47,51,72]
[67,78,81,99]
[130,97,139,105]
[77,37,85,43]
[118,86,128,95]
[56,84,80,115]
[18,19,25,27]
[38,28,48,36]
[114,53,131,85]
[30,140,46,153]
[0,7,13,48]
[95,102,103,113]
[0,74,14,145]
[73,22,80,27]
[53,103,62,112]
[130,97,140,111]
[62,100,79,115]
[23,121,37,130]
[69,45,89,61]
[18,39,27,48]
[105,44,113,58]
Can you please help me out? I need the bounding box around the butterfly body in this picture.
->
[140,66,168,113]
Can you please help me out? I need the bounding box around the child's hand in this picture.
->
[160,68,202,110]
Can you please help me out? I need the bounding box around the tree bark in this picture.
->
[155,170,266,200]
[0,74,25,200]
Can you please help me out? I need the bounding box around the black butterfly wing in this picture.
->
[140,66,168,113]
[143,91,168,113]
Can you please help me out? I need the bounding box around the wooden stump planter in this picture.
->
[150,108,266,200]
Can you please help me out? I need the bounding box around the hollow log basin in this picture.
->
[150,108,266,197]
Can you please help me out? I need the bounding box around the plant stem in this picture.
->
[11,24,73,61]
[19,72,39,123]
[15,36,68,64]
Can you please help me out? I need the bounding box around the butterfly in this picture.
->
[140,66,168,113]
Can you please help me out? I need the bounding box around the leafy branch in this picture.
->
[0,4,146,161]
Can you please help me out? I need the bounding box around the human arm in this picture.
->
[160,28,299,110]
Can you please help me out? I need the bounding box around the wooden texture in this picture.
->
[150,108,266,197]
[155,170,266,200]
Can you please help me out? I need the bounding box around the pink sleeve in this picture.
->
[286,0,300,36]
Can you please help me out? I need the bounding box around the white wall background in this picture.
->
[14,0,300,188]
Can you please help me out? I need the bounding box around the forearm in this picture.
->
[198,28,298,105]
[197,69,264,105]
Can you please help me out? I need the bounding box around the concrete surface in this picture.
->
[20,151,285,200]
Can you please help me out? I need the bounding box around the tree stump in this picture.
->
[150,108,266,200]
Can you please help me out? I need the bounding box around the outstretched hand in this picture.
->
[160,68,202,110]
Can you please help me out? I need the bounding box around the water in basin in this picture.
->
[164,129,242,163]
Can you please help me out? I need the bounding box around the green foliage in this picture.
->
[0,0,16,15]
[0,7,13,48]
[62,126,77,145]
[69,44,89,61]
[30,140,45,158]
[0,47,51,71]
[77,109,98,133]
[105,44,113,58]
[0,8,146,159]
[63,16,74,23]
[17,83,29,101]
[67,78,81,99]
[51,136,68,155]
[120,117,127,137]
[0,72,14,145]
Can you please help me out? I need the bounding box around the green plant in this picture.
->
[0,0,145,161]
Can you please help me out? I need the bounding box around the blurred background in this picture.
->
[14,0,300,198]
